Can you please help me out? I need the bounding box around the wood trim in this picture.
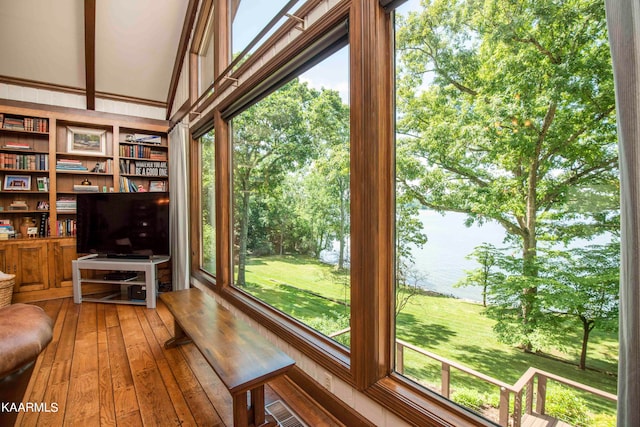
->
[169,99,191,127]
[191,0,214,54]
[214,109,231,288]
[190,0,349,134]
[214,0,230,88]
[0,76,85,96]
[0,98,169,131]
[94,91,166,108]
[186,0,327,126]
[84,0,96,110]
[367,376,496,427]
[349,0,395,389]
[189,123,202,276]
[286,367,375,427]
[166,0,200,120]
[0,76,167,109]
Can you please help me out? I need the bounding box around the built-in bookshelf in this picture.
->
[0,106,168,241]
[118,129,168,192]
[0,113,51,240]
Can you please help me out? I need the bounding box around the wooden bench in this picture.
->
[160,288,295,427]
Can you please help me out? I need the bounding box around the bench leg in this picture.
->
[232,386,276,427]
[164,320,192,349]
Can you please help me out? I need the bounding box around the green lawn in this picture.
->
[240,255,618,423]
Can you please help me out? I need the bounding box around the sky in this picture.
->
[232,1,350,104]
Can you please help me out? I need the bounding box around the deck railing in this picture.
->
[395,339,617,426]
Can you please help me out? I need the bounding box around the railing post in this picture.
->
[536,375,547,415]
[441,362,450,398]
[498,387,510,427]
[396,342,404,374]
[513,391,522,427]
[525,377,534,415]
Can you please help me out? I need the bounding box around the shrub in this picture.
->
[451,388,489,412]
[545,385,592,427]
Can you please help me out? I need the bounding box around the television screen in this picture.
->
[76,192,170,258]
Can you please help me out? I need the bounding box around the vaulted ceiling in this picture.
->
[0,0,192,111]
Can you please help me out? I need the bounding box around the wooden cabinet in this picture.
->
[51,237,77,288]
[0,239,49,293]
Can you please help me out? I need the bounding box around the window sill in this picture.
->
[366,374,499,427]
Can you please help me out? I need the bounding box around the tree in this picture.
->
[395,0,618,350]
[233,79,316,286]
[456,243,504,307]
[544,242,619,369]
[200,131,216,272]
[307,89,351,269]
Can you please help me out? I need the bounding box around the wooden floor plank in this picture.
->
[37,301,80,426]
[15,298,67,427]
[142,305,224,426]
[97,303,117,426]
[106,312,140,421]
[116,304,180,426]
[65,303,100,425]
[134,306,199,427]
[19,299,342,427]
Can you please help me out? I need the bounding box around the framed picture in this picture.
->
[3,175,31,191]
[67,126,106,155]
[149,180,167,192]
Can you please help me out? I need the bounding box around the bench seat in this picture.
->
[160,288,295,427]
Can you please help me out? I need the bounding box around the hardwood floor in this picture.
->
[15,298,342,427]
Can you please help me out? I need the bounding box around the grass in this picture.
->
[239,254,618,421]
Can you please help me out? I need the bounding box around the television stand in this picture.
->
[106,253,150,260]
[72,254,170,308]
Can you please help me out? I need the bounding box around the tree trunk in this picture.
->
[579,317,595,370]
[237,189,250,287]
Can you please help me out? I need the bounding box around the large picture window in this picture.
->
[394,0,619,425]
[231,46,351,347]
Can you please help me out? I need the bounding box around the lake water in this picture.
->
[321,209,614,303]
[410,210,506,302]
[320,210,507,303]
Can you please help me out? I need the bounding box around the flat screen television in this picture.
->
[76,192,170,258]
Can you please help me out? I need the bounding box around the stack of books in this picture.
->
[56,158,88,171]
[134,134,161,144]
[56,197,76,213]
[2,141,30,150]
[73,184,99,192]
[2,116,25,130]
[8,200,28,211]
[0,220,15,240]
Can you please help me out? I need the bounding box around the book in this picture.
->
[73,184,99,192]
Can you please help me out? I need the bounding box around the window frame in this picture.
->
[188,0,499,425]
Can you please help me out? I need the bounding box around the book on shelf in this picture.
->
[56,158,88,171]
[38,212,49,237]
[56,197,76,213]
[133,134,161,144]
[2,117,25,130]
[73,184,99,192]
[8,200,28,211]
[119,176,140,192]
[2,141,30,149]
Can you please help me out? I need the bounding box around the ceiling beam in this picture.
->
[166,0,199,120]
[84,0,96,110]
